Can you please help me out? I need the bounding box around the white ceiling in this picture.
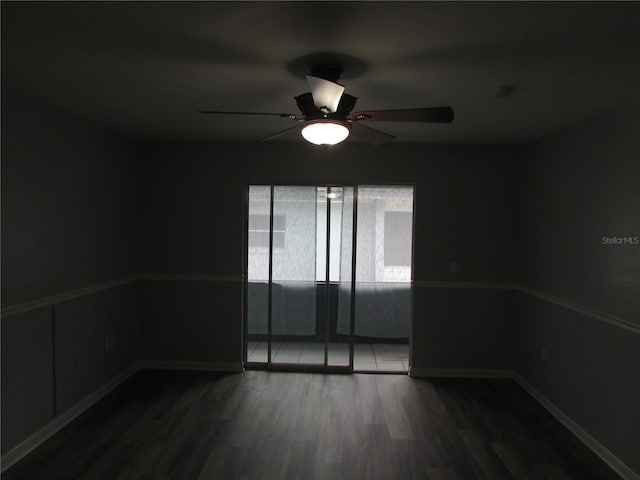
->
[3,1,640,145]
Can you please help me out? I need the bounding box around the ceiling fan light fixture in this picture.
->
[300,120,350,146]
[305,75,345,113]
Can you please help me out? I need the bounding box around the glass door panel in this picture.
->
[353,186,414,373]
[271,186,324,365]
[328,186,353,367]
[246,185,270,364]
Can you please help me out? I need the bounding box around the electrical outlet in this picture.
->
[540,346,547,361]
[105,334,116,352]
[449,260,458,273]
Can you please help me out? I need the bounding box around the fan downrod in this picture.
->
[310,63,344,83]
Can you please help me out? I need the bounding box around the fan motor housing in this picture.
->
[295,92,358,121]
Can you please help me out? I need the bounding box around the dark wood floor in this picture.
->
[4,370,621,480]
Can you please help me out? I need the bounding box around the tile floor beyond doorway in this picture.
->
[247,342,409,372]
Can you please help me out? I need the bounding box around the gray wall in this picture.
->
[517,108,640,322]
[515,107,640,474]
[139,142,518,368]
[1,88,141,453]
[141,279,240,363]
[413,287,514,370]
[1,89,140,305]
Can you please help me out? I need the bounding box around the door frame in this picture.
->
[242,183,416,374]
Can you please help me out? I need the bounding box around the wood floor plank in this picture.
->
[356,373,386,426]
[426,466,460,480]
[376,375,415,440]
[491,441,534,480]
[458,428,514,480]
[4,371,624,480]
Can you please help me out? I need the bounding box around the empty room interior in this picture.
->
[1,2,639,479]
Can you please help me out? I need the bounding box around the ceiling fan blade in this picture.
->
[199,110,298,119]
[257,125,300,143]
[350,122,395,146]
[306,75,345,113]
[352,107,454,123]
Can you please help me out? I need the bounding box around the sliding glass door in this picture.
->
[245,184,413,373]
[245,185,356,371]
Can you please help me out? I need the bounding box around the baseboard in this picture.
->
[139,360,245,373]
[409,367,513,378]
[512,373,639,480]
[139,273,243,283]
[0,363,138,473]
[413,280,514,290]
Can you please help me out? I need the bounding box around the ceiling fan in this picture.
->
[200,63,454,146]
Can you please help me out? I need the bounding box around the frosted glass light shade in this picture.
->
[306,75,345,113]
[301,121,349,145]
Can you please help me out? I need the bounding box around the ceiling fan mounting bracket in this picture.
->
[310,63,344,83]
[287,52,368,80]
